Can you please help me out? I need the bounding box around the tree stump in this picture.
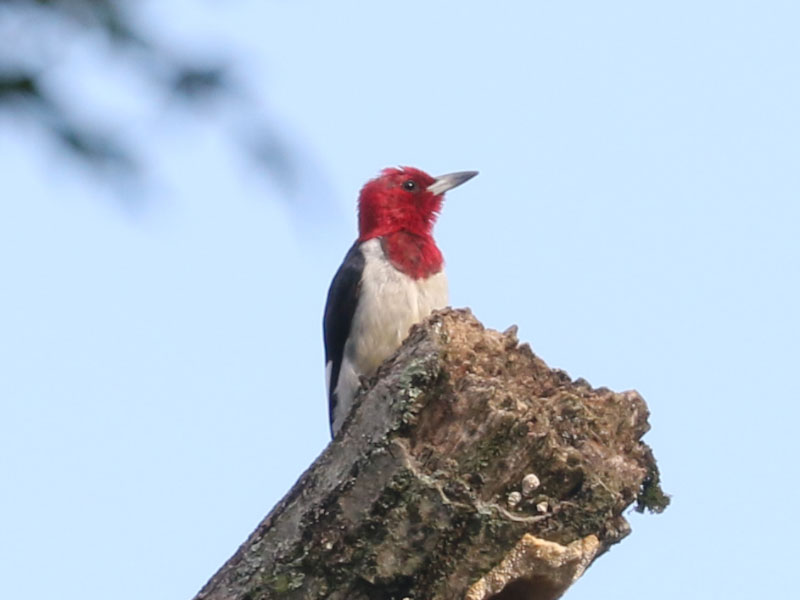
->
[194,308,668,600]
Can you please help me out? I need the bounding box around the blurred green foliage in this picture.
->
[0,0,296,191]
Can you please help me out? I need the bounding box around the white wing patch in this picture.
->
[332,355,361,435]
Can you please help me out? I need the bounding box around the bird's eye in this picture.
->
[403,180,417,191]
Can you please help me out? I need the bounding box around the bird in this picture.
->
[323,166,478,437]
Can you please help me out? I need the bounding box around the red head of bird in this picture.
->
[356,167,478,279]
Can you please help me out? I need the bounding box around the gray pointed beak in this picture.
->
[427,170,479,196]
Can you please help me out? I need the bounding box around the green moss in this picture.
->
[372,469,415,516]
[263,571,305,594]
[636,462,670,513]
[399,356,438,393]
[460,416,520,475]
[391,358,447,433]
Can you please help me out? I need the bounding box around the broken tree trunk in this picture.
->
[194,309,668,600]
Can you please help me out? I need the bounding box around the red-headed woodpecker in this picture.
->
[323,166,478,436]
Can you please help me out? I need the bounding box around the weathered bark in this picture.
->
[194,309,668,600]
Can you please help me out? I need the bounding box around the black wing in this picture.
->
[323,241,364,435]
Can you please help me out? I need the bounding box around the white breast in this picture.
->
[332,238,448,434]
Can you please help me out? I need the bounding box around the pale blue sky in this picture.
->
[1,1,798,598]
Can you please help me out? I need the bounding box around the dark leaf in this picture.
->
[53,122,137,172]
[171,65,230,100]
[0,74,41,101]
